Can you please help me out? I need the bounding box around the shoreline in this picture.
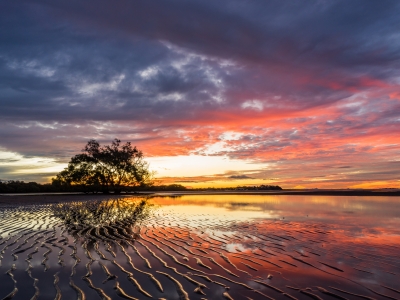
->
[1,189,399,205]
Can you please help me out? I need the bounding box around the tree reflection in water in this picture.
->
[52,197,153,241]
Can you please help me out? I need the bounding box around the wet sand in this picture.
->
[0,194,399,300]
[1,188,400,204]
[0,194,135,205]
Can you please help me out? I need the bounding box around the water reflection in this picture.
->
[147,195,400,299]
[151,194,400,227]
[52,198,153,241]
[0,195,399,300]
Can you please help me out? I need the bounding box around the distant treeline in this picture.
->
[136,184,188,191]
[236,185,282,190]
[0,180,187,193]
[193,185,282,191]
[0,181,68,193]
[0,181,282,193]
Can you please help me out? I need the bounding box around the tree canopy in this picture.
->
[54,139,153,193]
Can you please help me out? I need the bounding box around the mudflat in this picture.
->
[0,193,136,205]
[0,194,399,299]
[1,188,400,204]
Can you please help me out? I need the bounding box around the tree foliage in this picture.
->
[55,139,153,193]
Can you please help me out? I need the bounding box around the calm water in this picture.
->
[0,195,399,300]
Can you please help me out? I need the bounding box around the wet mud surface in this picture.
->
[0,195,399,300]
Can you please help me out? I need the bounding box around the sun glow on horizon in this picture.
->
[0,149,65,181]
[148,154,270,177]
[1,148,398,189]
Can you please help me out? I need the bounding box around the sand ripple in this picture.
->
[0,198,399,300]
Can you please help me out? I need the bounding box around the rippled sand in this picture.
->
[0,195,399,300]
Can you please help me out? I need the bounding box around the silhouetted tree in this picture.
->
[55,139,153,194]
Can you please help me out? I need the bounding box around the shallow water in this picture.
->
[0,195,399,300]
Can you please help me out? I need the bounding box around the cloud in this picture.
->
[228,175,254,179]
[0,1,400,187]
[174,180,198,183]
[241,100,264,111]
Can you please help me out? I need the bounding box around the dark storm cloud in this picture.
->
[1,0,399,123]
[34,0,400,67]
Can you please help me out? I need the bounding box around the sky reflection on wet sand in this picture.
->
[0,195,399,299]
[151,195,400,298]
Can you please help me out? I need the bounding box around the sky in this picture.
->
[1,0,400,189]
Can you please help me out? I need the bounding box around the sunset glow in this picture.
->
[1,1,400,188]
